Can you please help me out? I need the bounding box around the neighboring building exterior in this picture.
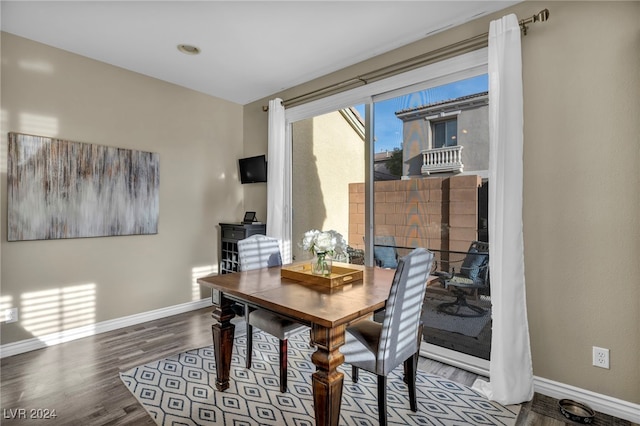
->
[396,92,489,178]
[374,150,400,181]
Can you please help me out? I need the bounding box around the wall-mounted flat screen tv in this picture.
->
[239,155,267,184]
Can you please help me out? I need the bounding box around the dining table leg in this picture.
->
[310,323,346,426]
[211,290,236,391]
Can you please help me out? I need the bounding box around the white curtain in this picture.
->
[472,14,534,405]
[266,98,293,262]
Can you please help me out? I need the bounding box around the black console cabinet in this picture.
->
[219,222,266,274]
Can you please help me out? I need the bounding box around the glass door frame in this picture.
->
[284,48,490,377]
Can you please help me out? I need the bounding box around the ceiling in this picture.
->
[1,1,519,105]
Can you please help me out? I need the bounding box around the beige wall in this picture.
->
[241,102,269,221]
[0,33,245,344]
[244,2,640,405]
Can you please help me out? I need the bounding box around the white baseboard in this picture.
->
[421,344,639,423]
[0,298,212,359]
[534,376,640,423]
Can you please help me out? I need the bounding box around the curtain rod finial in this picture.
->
[536,9,550,23]
[520,9,549,36]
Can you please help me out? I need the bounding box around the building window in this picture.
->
[432,118,457,148]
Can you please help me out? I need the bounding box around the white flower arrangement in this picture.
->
[300,229,347,258]
[300,229,348,276]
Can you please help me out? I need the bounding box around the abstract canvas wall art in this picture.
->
[7,133,159,241]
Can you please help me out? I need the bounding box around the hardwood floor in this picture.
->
[0,307,634,425]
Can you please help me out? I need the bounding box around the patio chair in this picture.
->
[373,235,399,269]
[437,241,489,317]
[341,247,434,426]
[237,234,308,393]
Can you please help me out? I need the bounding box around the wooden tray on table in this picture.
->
[281,263,363,288]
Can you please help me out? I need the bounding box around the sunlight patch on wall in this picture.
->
[19,113,58,138]
[0,296,14,319]
[20,283,96,345]
[192,265,216,301]
[18,59,54,74]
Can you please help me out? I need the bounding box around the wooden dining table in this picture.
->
[197,262,397,426]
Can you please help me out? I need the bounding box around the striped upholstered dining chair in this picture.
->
[236,234,308,393]
[341,247,434,426]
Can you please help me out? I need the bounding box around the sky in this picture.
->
[355,74,488,153]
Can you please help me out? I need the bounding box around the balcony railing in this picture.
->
[421,145,464,175]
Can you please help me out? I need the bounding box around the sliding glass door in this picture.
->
[286,49,491,374]
[367,75,491,369]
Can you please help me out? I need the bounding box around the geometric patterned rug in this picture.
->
[120,329,519,425]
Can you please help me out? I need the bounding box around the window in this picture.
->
[432,118,458,148]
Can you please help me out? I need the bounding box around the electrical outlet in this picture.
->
[592,346,610,369]
[4,308,19,323]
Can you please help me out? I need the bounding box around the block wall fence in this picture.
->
[348,174,482,264]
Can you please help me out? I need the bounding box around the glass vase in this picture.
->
[311,252,332,276]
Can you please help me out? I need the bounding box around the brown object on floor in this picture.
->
[527,393,635,426]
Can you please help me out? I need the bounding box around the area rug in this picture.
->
[422,297,492,337]
[120,331,519,425]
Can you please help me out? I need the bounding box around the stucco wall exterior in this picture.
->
[291,110,365,261]
[398,94,489,177]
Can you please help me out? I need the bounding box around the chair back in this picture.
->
[460,241,489,283]
[378,247,434,375]
[237,234,282,272]
[373,235,399,269]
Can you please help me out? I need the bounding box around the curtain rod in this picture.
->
[263,9,549,111]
